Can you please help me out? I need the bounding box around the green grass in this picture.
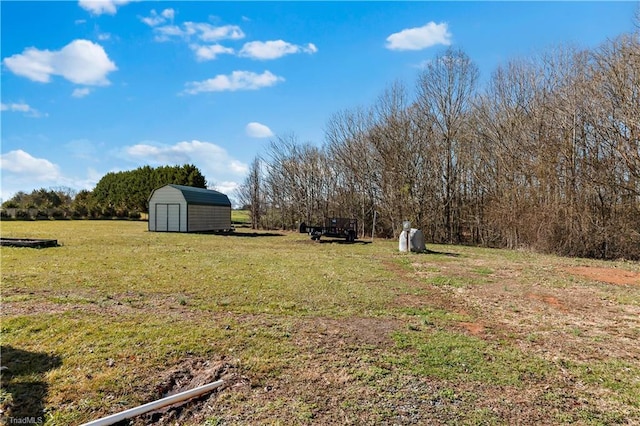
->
[572,359,640,407]
[2,221,393,316]
[430,275,470,288]
[391,330,552,386]
[1,221,639,424]
[231,209,250,226]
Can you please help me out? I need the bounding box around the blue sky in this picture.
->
[1,1,637,204]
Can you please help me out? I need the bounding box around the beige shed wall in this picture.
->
[187,204,231,232]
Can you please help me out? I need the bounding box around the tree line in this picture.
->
[239,32,640,260]
[2,164,206,219]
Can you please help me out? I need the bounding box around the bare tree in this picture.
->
[416,48,479,243]
[238,157,263,229]
[472,57,541,248]
[325,107,378,236]
[584,34,640,257]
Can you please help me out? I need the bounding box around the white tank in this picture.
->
[399,228,426,252]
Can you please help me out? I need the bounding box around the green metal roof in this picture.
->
[167,184,231,207]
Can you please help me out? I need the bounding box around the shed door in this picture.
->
[167,204,180,231]
[155,203,180,232]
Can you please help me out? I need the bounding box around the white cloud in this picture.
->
[141,15,164,27]
[184,22,245,42]
[153,25,184,41]
[97,33,111,41]
[72,88,92,98]
[183,70,284,95]
[1,103,30,112]
[2,48,54,83]
[78,0,133,16]
[162,9,175,20]
[123,140,248,184]
[214,181,240,195]
[154,22,244,43]
[0,152,100,201]
[385,22,452,51]
[228,161,248,175]
[246,122,274,138]
[0,150,61,180]
[53,40,117,85]
[0,102,44,117]
[190,44,234,61]
[3,39,117,85]
[239,40,318,60]
[141,8,175,27]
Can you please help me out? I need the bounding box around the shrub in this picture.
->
[15,210,31,220]
[51,208,68,219]
[35,210,49,220]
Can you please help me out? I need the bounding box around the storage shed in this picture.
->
[148,184,232,232]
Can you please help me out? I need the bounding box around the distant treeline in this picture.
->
[239,32,640,260]
[1,164,206,219]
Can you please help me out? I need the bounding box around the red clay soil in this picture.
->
[526,294,569,312]
[567,266,640,286]
[458,321,485,335]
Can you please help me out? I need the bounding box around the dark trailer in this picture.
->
[299,217,358,242]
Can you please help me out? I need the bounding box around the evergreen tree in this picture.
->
[91,164,207,213]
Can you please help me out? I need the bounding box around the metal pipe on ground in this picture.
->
[80,380,225,426]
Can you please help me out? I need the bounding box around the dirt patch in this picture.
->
[125,316,402,425]
[294,316,402,349]
[526,293,569,312]
[458,321,485,335]
[1,301,71,317]
[383,255,640,365]
[1,291,205,320]
[392,293,438,312]
[567,266,640,286]
[132,358,246,425]
[153,359,232,397]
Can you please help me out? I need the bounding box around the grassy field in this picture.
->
[1,220,639,425]
[231,210,250,227]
